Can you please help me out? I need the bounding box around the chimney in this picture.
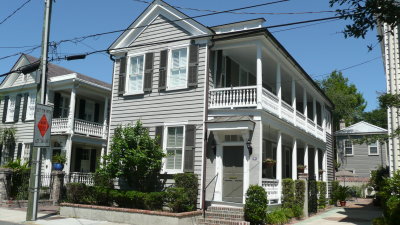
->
[339,120,346,130]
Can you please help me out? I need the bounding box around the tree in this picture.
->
[98,121,165,192]
[361,107,388,129]
[329,0,400,40]
[318,71,367,131]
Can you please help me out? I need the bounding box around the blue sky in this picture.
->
[0,0,385,111]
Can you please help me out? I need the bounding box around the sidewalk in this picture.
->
[0,207,130,225]
[294,198,383,225]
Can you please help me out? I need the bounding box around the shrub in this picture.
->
[93,170,114,188]
[372,217,386,225]
[174,173,198,208]
[65,183,88,204]
[292,204,304,219]
[282,207,294,219]
[384,196,400,225]
[144,192,165,210]
[282,179,295,209]
[294,180,305,207]
[331,180,340,204]
[308,180,318,213]
[165,187,193,212]
[88,186,112,206]
[244,185,268,225]
[266,208,289,225]
[317,181,327,209]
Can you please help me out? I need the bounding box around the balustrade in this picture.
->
[262,178,280,204]
[51,118,105,138]
[209,86,257,108]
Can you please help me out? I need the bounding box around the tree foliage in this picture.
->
[361,107,388,129]
[318,71,366,131]
[98,121,165,192]
[329,0,400,40]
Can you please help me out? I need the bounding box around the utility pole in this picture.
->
[26,0,53,221]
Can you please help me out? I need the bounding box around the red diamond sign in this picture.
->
[37,115,49,137]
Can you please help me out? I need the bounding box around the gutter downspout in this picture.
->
[202,36,214,217]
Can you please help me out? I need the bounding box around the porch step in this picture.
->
[207,206,244,213]
[205,211,245,221]
[197,218,250,225]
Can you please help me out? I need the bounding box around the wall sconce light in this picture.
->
[246,140,253,155]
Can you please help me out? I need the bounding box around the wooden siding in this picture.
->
[337,136,388,177]
[326,133,334,196]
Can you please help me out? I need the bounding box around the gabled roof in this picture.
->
[24,54,111,89]
[109,0,212,50]
[335,121,387,136]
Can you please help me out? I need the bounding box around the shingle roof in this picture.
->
[335,121,387,135]
[24,54,111,89]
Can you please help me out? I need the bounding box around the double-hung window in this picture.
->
[344,140,353,155]
[6,95,16,122]
[165,126,185,172]
[26,92,36,121]
[127,55,145,94]
[369,142,379,155]
[168,47,188,89]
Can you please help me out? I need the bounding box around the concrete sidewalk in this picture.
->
[293,198,383,225]
[0,207,130,225]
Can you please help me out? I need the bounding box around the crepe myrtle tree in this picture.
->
[98,121,165,192]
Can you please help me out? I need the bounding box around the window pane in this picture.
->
[166,150,175,169]
[370,147,378,154]
[128,55,144,93]
[345,147,352,155]
[175,149,182,169]
[169,48,187,88]
[167,127,183,148]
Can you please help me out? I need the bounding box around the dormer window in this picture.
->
[168,47,188,90]
[127,54,145,94]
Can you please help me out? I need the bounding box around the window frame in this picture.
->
[6,94,16,123]
[368,141,379,156]
[344,139,353,156]
[25,91,36,121]
[167,45,189,91]
[162,125,186,174]
[125,53,146,95]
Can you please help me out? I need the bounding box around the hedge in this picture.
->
[317,181,327,209]
[282,179,295,209]
[244,185,268,225]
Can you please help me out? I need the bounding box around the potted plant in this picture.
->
[297,164,306,173]
[337,186,349,207]
[52,154,66,171]
[263,158,276,167]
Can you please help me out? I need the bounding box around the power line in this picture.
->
[271,18,341,34]
[131,0,342,15]
[0,0,32,25]
[0,44,39,49]
[0,46,41,61]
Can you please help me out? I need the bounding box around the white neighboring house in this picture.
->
[378,14,400,176]
[0,54,111,176]
[107,0,334,207]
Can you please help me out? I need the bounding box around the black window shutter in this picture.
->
[216,50,223,87]
[8,142,15,162]
[118,56,127,96]
[90,149,96,172]
[75,149,82,172]
[79,99,86,120]
[158,50,168,91]
[53,92,61,118]
[17,143,22,160]
[188,44,199,87]
[144,52,154,92]
[21,93,28,122]
[94,103,100,123]
[155,126,164,147]
[184,125,196,172]
[0,144,3,163]
[14,94,22,122]
[2,96,9,123]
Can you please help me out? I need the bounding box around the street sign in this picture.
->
[33,104,53,147]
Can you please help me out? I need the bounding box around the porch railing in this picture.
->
[262,88,279,116]
[261,178,280,204]
[281,100,294,123]
[209,86,257,108]
[307,118,316,134]
[65,172,94,186]
[51,118,105,138]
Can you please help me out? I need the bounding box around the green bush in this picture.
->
[308,180,318,213]
[384,196,400,225]
[348,186,364,198]
[88,186,112,206]
[174,173,198,208]
[144,192,165,210]
[65,183,88,204]
[266,208,289,225]
[282,207,294,219]
[165,187,193,212]
[294,180,305,208]
[317,181,327,209]
[244,185,268,225]
[372,217,386,225]
[331,180,340,204]
[282,179,295,209]
[292,204,303,219]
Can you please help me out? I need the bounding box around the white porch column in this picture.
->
[313,98,317,125]
[102,96,109,139]
[314,148,319,181]
[292,138,297,180]
[276,131,282,203]
[322,149,327,182]
[322,104,326,140]
[64,135,73,174]
[214,134,223,202]
[292,78,296,125]
[303,88,307,119]
[276,64,282,118]
[304,144,309,174]
[67,85,76,134]
[256,44,263,109]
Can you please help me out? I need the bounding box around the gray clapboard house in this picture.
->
[0,54,111,177]
[335,121,388,177]
[107,0,334,207]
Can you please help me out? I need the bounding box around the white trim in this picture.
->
[368,141,380,156]
[25,91,36,121]
[344,139,353,156]
[162,125,186,174]
[125,53,146,95]
[5,94,16,123]
[167,46,189,91]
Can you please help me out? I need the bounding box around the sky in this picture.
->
[0,0,386,111]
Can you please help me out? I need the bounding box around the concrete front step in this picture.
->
[197,218,250,225]
[205,211,245,221]
[207,206,244,213]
